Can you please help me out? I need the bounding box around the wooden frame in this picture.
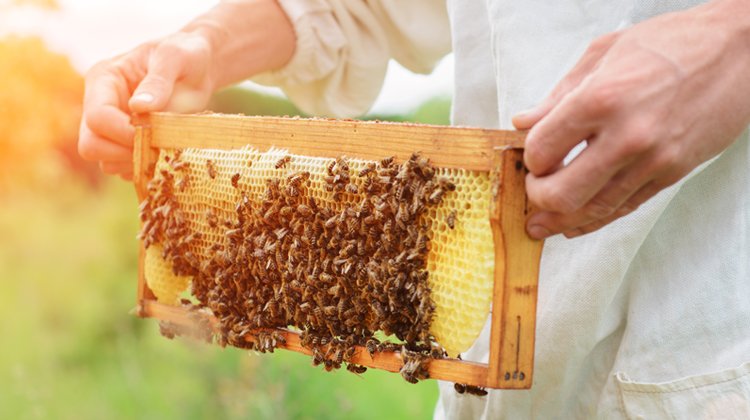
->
[132,112,543,389]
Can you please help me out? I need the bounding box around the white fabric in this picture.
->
[256,0,750,418]
[255,0,450,117]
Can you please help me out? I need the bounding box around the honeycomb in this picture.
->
[143,147,495,355]
[144,244,191,305]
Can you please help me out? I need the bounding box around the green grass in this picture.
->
[0,179,438,420]
[0,92,450,420]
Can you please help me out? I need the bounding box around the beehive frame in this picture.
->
[132,112,543,389]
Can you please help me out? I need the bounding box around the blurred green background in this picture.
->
[0,35,451,420]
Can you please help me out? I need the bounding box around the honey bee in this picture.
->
[446,210,457,229]
[206,159,217,179]
[205,209,218,228]
[430,346,446,359]
[357,163,376,177]
[297,204,313,218]
[326,160,337,176]
[346,184,359,194]
[275,155,291,169]
[429,188,444,204]
[380,156,394,167]
[311,348,325,366]
[464,385,488,397]
[337,157,350,173]
[439,176,456,191]
[362,176,375,192]
[231,173,241,188]
[288,171,310,187]
[365,339,378,358]
[280,206,293,218]
[401,372,419,384]
[176,176,190,191]
[170,159,189,172]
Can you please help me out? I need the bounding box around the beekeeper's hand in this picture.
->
[78,0,295,179]
[513,0,750,239]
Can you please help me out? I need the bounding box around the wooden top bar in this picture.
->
[136,113,526,172]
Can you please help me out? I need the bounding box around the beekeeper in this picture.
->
[78,0,750,417]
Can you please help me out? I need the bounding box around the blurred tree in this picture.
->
[0,36,99,190]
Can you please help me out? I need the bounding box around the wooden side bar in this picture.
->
[487,148,543,389]
[133,121,156,306]
[143,113,526,171]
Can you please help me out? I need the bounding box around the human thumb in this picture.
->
[129,48,181,113]
[129,74,176,114]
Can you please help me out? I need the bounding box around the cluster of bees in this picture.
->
[139,149,484,395]
[138,152,201,279]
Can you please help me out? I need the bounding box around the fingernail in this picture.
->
[132,92,154,103]
[527,224,550,239]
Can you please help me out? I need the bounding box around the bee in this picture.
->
[362,176,375,192]
[170,159,189,172]
[327,284,340,296]
[439,176,456,191]
[326,160,337,176]
[446,210,457,229]
[380,156,394,167]
[176,176,190,191]
[344,345,356,361]
[280,206,293,218]
[365,339,378,358]
[429,188,444,204]
[395,164,410,181]
[346,184,359,194]
[263,206,279,223]
[231,173,241,188]
[206,159,217,179]
[308,197,319,212]
[341,243,356,257]
[311,348,325,366]
[415,156,434,179]
[288,171,310,189]
[275,155,291,169]
[205,209,218,228]
[401,372,419,384]
[272,331,287,346]
[297,204,313,218]
[337,157,350,173]
[357,163,376,177]
[464,385,488,397]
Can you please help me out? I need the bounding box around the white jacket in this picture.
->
[259,1,750,418]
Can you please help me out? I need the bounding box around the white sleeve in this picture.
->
[253,0,451,117]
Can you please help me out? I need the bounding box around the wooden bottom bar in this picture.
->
[139,299,491,387]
